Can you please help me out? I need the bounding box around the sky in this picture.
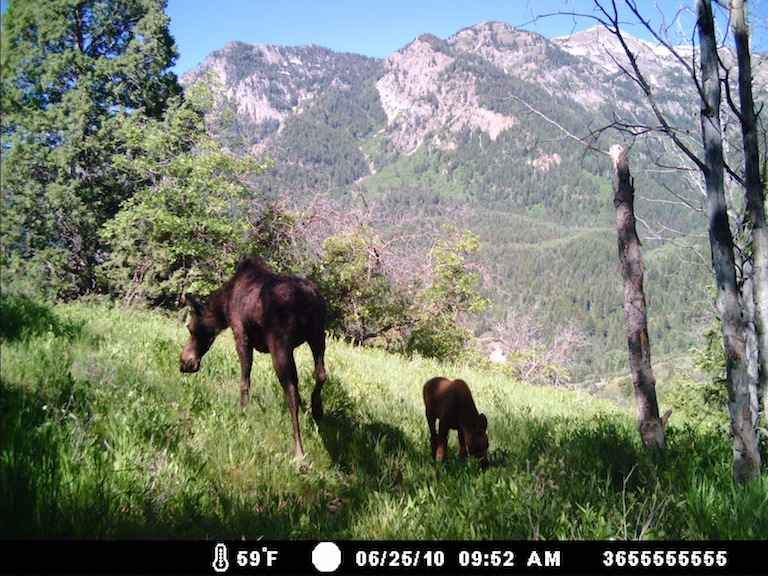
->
[0,0,765,75]
[166,0,589,74]
[164,0,767,75]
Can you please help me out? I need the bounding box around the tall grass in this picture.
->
[1,295,766,539]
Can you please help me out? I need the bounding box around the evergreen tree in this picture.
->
[1,0,180,299]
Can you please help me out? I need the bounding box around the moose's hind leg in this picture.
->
[235,334,254,408]
[429,430,440,459]
[270,345,306,462]
[434,420,449,462]
[309,335,327,421]
[425,410,440,459]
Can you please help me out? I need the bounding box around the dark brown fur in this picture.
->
[423,377,489,469]
[180,256,326,463]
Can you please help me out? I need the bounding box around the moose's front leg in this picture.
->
[434,422,449,462]
[458,429,468,461]
[235,336,253,407]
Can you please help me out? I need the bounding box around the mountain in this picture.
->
[181,41,383,151]
[177,23,693,200]
[179,22,761,382]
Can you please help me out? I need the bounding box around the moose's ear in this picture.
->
[477,413,488,431]
[182,294,204,317]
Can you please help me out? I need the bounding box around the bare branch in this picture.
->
[507,93,610,155]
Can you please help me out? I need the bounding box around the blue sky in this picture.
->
[166,0,767,75]
[1,1,765,75]
[166,0,591,73]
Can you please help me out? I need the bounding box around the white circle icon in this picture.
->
[312,541,342,573]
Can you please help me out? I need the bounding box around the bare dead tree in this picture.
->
[610,144,671,447]
[549,0,763,483]
[491,311,591,387]
[526,0,764,480]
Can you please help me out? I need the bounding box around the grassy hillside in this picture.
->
[1,297,766,540]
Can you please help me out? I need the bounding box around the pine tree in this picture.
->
[1,0,180,298]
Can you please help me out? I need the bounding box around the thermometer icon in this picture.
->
[212,542,230,573]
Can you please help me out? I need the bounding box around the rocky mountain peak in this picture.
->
[448,21,552,69]
[554,25,693,80]
[180,41,381,147]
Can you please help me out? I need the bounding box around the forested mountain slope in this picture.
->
[180,22,761,381]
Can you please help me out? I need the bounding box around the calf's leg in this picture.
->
[435,420,449,462]
[426,414,439,459]
[458,429,468,460]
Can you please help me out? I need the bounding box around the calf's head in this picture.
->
[466,413,489,469]
[179,296,218,373]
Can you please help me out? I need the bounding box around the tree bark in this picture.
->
[730,0,768,427]
[697,0,761,484]
[610,145,669,448]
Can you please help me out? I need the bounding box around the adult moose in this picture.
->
[180,256,327,464]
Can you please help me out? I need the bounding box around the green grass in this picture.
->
[1,295,766,539]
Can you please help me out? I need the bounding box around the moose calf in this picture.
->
[423,377,489,469]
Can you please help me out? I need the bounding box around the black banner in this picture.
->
[0,540,760,575]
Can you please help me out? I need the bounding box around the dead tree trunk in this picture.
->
[610,145,669,448]
[697,0,761,484]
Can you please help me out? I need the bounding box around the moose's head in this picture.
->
[179,295,220,373]
[466,413,489,469]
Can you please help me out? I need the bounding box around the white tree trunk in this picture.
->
[697,0,761,484]
[730,0,768,427]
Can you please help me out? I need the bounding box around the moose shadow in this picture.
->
[314,378,422,489]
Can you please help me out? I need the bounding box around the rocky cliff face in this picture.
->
[376,32,518,153]
[181,41,382,152]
